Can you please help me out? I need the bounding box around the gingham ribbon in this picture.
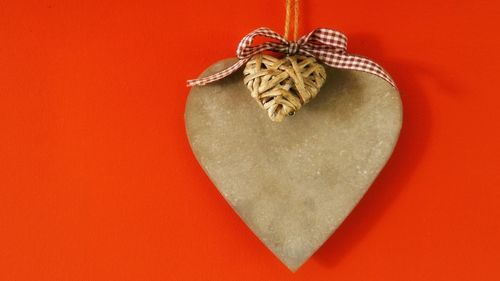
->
[187,27,395,87]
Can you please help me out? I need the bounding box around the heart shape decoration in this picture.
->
[243,54,326,122]
[185,58,402,271]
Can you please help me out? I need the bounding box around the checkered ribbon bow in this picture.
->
[187,27,395,87]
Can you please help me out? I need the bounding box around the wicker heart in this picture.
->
[186,58,402,271]
[243,54,326,122]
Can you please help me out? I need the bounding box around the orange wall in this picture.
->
[1,0,499,280]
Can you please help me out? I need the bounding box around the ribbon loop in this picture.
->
[187,27,395,88]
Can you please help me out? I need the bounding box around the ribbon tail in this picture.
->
[187,58,249,87]
[312,50,396,88]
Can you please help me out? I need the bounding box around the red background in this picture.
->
[1,0,499,280]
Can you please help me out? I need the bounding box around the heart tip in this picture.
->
[287,265,300,273]
[278,256,309,273]
[283,260,306,273]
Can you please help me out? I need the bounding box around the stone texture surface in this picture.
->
[185,58,402,271]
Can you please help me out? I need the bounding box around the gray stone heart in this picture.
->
[185,58,402,271]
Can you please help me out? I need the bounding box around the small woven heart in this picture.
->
[243,54,326,122]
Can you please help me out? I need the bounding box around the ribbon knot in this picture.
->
[287,41,299,55]
[188,27,395,88]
